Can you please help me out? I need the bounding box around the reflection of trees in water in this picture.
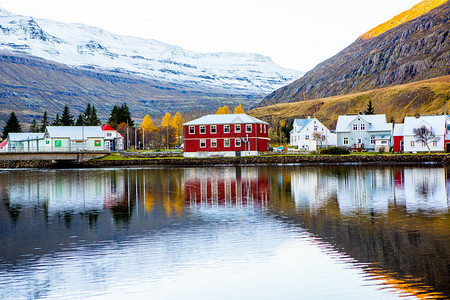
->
[271,165,450,298]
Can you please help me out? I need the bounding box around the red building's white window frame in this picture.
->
[224,125,230,133]
[211,139,217,147]
[211,125,217,134]
[200,139,206,148]
[189,126,195,134]
[224,138,230,147]
[235,125,241,133]
[235,138,241,147]
[200,126,206,134]
[246,124,252,133]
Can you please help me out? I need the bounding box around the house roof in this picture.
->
[336,114,392,132]
[8,132,44,142]
[403,115,447,136]
[291,118,313,134]
[0,138,7,149]
[46,126,104,139]
[183,114,268,126]
[393,124,404,137]
[101,125,115,131]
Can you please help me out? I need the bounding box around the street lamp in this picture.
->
[165,125,169,150]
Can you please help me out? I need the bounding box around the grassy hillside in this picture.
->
[360,0,448,39]
[250,76,450,129]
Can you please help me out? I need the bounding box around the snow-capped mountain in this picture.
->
[0,8,303,95]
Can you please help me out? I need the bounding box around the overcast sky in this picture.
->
[0,0,423,72]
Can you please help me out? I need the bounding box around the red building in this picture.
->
[183,114,269,157]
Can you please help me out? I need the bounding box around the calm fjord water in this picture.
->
[0,166,449,299]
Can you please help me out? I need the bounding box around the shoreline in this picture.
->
[2,154,450,169]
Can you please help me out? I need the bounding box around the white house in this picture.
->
[400,115,449,153]
[44,126,105,151]
[289,117,336,151]
[336,114,393,152]
[6,133,45,152]
[101,125,125,151]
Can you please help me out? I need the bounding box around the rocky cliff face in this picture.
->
[259,1,449,107]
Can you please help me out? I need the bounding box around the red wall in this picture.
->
[184,123,269,153]
[393,136,403,153]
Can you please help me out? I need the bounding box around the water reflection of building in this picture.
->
[185,168,269,207]
[394,168,449,213]
[291,167,449,215]
[3,171,126,214]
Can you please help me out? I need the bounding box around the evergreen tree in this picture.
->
[108,103,134,128]
[30,118,39,133]
[365,99,375,115]
[40,111,49,132]
[75,114,85,126]
[84,103,92,123]
[2,111,23,140]
[88,105,101,126]
[61,105,74,126]
[52,114,62,126]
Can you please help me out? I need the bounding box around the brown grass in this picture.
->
[249,76,450,129]
[360,0,448,39]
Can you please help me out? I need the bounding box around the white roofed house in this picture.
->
[183,114,269,158]
[44,126,105,151]
[401,115,449,153]
[7,132,45,152]
[289,117,336,151]
[336,114,393,152]
[101,125,124,151]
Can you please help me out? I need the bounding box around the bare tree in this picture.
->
[413,125,440,153]
[313,131,326,149]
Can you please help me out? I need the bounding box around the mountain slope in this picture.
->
[250,76,450,129]
[259,0,449,107]
[0,7,302,95]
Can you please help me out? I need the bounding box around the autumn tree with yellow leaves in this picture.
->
[170,112,184,144]
[233,104,245,114]
[216,105,231,114]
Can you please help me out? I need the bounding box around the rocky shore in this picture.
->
[2,154,450,169]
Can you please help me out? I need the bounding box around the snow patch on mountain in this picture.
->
[0,8,303,94]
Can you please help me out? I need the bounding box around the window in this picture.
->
[189,126,195,134]
[314,126,318,131]
[353,124,358,131]
[357,139,362,144]
[235,125,241,133]
[235,139,241,147]
[107,132,112,137]
[411,141,415,147]
[343,137,349,145]
[264,125,266,133]
[211,139,217,147]
[200,126,206,134]
[200,139,206,148]
[246,124,252,133]
[260,125,263,133]
[305,135,309,140]
[433,141,438,147]
[360,124,365,130]
[370,136,375,144]
[224,139,230,147]
[210,125,217,134]
[224,125,230,133]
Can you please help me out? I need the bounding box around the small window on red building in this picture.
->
[246,124,252,133]
[235,139,241,147]
[235,125,241,133]
[224,125,230,133]
[200,139,206,148]
[211,139,217,147]
[189,126,195,134]
[224,139,230,147]
[200,126,206,134]
[211,125,217,134]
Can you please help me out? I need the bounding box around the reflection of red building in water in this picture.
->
[185,168,269,207]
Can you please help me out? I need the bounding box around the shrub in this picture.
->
[320,147,350,155]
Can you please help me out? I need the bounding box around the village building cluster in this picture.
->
[2,111,450,157]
